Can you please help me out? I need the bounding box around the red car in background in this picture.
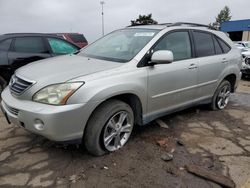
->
[53,33,88,48]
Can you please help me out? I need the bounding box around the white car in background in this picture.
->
[234,41,250,58]
[235,43,246,52]
[237,41,250,49]
[234,42,250,78]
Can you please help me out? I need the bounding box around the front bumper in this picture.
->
[1,87,97,142]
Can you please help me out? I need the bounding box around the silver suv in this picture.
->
[1,23,242,156]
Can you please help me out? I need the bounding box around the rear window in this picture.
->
[13,37,46,53]
[193,31,215,57]
[0,39,12,51]
[69,34,87,43]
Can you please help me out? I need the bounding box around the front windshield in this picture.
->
[79,28,159,62]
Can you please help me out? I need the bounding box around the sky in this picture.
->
[0,0,249,43]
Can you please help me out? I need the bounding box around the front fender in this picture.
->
[67,67,148,114]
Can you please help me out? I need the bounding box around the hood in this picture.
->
[16,54,123,84]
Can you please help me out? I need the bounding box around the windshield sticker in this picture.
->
[134,32,155,37]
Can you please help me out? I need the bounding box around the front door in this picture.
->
[147,31,198,117]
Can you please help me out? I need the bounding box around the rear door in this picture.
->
[192,30,230,99]
[8,36,51,71]
[147,30,198,116]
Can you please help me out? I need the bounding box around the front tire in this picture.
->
[211,80,231,110]
[84,100,134,156]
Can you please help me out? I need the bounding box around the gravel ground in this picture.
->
[0,79,250,188]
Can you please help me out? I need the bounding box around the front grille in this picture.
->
[4,103,19,116]
[10,75,34,95]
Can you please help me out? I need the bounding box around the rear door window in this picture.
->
[193,31,215,57]
[47,38,78,54]
[0,39,12,51]
[13,37,46,53]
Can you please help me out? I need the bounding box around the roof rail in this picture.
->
[127,22,214,30]
[160,22,211,28]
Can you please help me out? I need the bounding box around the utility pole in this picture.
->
[100,1,105,36]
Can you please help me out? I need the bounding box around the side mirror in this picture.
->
[149,50,173,65]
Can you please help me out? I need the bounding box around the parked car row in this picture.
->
[0,33,85,92]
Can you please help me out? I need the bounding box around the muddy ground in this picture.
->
[0,80,250,188]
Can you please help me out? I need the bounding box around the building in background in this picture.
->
[220,19,250,41]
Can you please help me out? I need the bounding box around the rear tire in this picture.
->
[211,80,231,110]
[84,99,134,156]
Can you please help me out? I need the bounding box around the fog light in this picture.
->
[34,119,45,131]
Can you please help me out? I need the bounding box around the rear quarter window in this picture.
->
[216,37,231,53]
[213,36,223,55]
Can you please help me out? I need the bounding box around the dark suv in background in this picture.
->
[53,33,88,48]
[0,33,80,91]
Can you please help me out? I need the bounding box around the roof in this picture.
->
[221,19,250,32]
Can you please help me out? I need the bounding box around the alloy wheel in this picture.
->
[103,111,133,151]
[217,85,230,109]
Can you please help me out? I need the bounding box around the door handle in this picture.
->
[222,58,228,63]
[188,64,198,69]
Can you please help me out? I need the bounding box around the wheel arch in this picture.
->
[83,92,144,137]
[82,92,144,148]
[223,74,237,92]
[107,93,143,126]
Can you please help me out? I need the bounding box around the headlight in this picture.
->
[33,82,84,105]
